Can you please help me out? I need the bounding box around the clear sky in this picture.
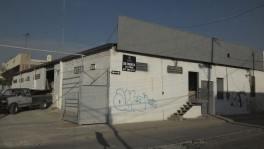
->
[0,0,264,63]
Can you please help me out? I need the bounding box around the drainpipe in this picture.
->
[78,55,84,125]
[59,61,63,109]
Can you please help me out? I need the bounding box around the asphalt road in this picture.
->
[0,109,263,149]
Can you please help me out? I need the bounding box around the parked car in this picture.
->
[0,88,52,114]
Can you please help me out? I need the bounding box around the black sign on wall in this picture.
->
[122,55,136,72]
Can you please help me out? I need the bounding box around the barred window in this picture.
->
[35,74,40,80]
[74,66,83,74]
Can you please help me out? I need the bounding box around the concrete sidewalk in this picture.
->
[0,109,263,149]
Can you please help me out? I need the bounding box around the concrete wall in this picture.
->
[109,49,264,124]
[109,49,212,124]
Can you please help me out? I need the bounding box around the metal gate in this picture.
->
[61,68,109,125]
[79,85,108,124]
[201,81,213,114]
[61,76,80,123]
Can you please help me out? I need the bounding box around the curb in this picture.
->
[148,128,263,149]
[210,114,264,129]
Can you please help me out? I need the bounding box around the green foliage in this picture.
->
[0,78,12,87]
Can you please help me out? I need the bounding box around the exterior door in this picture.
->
[188,72,199,100]
[201,81,213,114]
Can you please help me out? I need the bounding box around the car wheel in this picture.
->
[9,103,19,114]
[40,100,47,109]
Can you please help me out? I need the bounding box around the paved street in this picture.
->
[0,109,263,149]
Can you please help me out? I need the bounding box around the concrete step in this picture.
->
[168,101,195,121]
[167,114,183,121]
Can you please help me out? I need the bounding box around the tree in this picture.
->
[0,64,12,88]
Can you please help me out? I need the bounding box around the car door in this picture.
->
[17,89,32,107]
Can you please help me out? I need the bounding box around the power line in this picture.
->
[0,44,84,56]
[177,3,264,28]
[106,24,118,43]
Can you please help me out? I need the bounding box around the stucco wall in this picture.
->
[109,50,212,124]
[109,49,264,124]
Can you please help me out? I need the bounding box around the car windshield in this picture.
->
[3,89,20,96]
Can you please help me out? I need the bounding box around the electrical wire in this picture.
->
[0,44,84,56]
[176,3,264,28]
[106,24,118,43]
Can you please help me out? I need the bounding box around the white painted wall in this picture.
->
[214,67,251,115]
[108,50,211,124]
[255,70,264,112]
[12,68,47,90]
[11,75,20,88]
[33,68,46,90]
[20,72,32,88]
[53,63,62,109]
[183,106,202,119]
[109,49,264,124]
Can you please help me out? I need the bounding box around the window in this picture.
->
[217,78,224,99]
[26,76,30,81]
[13,79,17,83]
[35,74,40,80]
[21,78,24,82]
[74,66,83,74]
[90,64,96,70]
[136,62,148,71]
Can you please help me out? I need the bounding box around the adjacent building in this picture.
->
[1,53,50,90]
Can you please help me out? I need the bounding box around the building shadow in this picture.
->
[107,124,132,149]
[222,112,264,126]
[95,131,110,149]
[0,110,9,119]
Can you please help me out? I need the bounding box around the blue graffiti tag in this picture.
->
[113,88,157,112]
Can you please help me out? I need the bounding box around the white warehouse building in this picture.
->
[12,16,264,125]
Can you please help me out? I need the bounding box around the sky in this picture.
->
[0,0,264,63]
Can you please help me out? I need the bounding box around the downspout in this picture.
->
[78,55,84,125]
[59,62,64,109]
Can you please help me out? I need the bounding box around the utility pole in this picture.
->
[62,0,65,47]
[24,33,30,48]
[252,52,255,76]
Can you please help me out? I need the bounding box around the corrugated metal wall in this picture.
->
[117,16,263,70]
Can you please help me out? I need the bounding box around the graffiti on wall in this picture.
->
[113,88,157,112]
[229,92,250,112]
